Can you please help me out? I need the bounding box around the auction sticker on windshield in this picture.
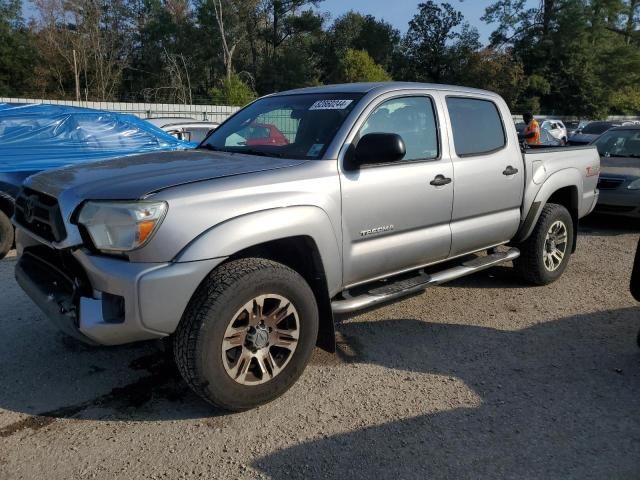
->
[309,100,353,110]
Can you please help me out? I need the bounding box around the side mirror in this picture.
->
[351,133,406,168]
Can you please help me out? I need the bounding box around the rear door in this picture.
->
[340,93,453,287]
[443,95,524,257]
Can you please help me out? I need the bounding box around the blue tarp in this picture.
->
[0,103,194,173]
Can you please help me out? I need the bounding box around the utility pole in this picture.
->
[73,49,80,102]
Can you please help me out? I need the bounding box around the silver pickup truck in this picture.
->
[14,83,600,410]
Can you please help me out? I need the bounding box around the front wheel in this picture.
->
[515,203,574,285]
[173,258,319,411]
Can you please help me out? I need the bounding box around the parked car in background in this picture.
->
[0,103,193,259]
[592,125,640,218]
[146,118,219,143]
[568,121,620,145]
[225,122,291,147]
[515,121,562,146]
[541,119,568,144]
[565,120,590,137]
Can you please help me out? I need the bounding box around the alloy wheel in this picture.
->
[221,294,300,385]
[543,220,568,272]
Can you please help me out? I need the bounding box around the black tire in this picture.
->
[0,210,14,260]
[515,203,574,286]
[173,257,319,411]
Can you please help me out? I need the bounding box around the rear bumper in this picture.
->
[15,228,225,345]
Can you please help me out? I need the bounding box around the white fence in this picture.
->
[0,97,240,123]
[2,97,637,125]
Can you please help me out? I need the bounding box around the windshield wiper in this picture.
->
[196,143,284,158]
[232,148,284,158]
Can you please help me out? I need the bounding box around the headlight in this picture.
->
[628,178,640,190]
[77,201,168,253]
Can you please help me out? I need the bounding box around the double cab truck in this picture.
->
[13,83,600,410]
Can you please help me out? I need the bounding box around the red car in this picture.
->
[245,123,289,146]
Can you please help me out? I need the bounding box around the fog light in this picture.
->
[102,293,125,324]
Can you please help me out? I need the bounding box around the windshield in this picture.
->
[582,122,614,135]
[200,93,363,159]
[594,129,640,157]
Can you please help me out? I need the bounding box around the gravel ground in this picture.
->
[0,215,639,480]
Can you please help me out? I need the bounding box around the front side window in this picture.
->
[446,97,506,156]
[201,93,363,159]
[358,96,439,161]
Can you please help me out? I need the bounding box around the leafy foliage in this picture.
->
[0,0,37,96]
[482,0,640,116]
[338,49,391,83]
[209,72,256,105]
[1,0,638,116]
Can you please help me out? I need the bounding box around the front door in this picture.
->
[340,95,454,287]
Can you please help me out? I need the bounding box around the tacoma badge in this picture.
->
[360,225,394,237]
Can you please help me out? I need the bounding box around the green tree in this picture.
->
[483,0,640,116]
[399,1,468,82]
[0,0,37,96]
[126,0,200,102]
[209,72,256,105]
[453,48,527,109]
[323,11,399,82]
[255,3,325,92]
[338,49,391,82]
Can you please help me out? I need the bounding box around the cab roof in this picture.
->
[270,82,499,98]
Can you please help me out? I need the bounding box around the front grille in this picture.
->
[597,177,624,190]
[22,244,92,295]
[14,188,67,242]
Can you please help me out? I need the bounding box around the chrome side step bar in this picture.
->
[331,248,520,314]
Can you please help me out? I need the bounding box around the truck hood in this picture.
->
[26,150,308,200]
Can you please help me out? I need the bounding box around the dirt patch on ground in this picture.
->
[0,216,638,479]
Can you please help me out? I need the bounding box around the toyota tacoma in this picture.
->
[14,83,600,410]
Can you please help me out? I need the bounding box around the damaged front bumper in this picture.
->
[15,228,225,346]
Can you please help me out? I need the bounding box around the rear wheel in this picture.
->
[173,258,318,411]
[0,210,14,260]
[515,203,574,285]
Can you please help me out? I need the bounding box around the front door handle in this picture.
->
[503,165,519,176]
[430,174,452,186]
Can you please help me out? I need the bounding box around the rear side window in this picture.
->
[446,97,506,156]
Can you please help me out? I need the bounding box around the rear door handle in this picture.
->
[503,165,519,176]
[430,175,452,186]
